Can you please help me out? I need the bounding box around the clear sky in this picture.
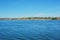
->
[0,0,60,18]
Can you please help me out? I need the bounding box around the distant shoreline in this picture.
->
[0,17,60,20]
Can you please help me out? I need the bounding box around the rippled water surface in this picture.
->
[0,20,60,40]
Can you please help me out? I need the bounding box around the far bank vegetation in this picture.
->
[0,17,60,20]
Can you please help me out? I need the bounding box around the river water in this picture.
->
[0,20,60,40]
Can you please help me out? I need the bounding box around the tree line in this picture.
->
[0,17,60,20]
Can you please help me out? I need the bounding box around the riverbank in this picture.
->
[0,17,60,20]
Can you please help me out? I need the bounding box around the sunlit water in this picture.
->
[0,20,60,40]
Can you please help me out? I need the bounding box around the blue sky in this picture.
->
[0,0,60,18]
